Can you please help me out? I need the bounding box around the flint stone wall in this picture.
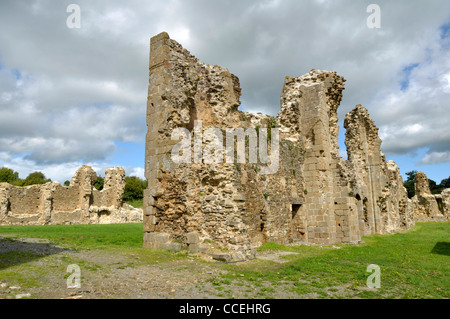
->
[144,32,417,259]
[412,172,449,222]
[0,165,143,225]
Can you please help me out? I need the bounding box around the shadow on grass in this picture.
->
[431,242,450,256]
[0,237,66,270]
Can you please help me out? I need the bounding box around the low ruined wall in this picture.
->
[0,166,143,226]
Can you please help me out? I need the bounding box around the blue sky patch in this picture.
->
[112,141,145,170]
[399,63,419,91]
[440,22,450,39]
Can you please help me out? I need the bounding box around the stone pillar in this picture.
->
[71,165,97,223]
[438,189,450,219]
[344,105,383,235]
[38,182,54,225]
[413,172,444,221]
[144,32,172,241]
[104,167,126,209]
[0,184,10,223]
[281,70,348,244]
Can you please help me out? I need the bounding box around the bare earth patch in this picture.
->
[0,236,319,299]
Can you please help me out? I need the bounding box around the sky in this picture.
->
[0,0,449,184]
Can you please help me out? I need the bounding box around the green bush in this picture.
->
[94,176,104,190]
[123,176,147,202]
[22,171,51,186]
[0,167,19,184]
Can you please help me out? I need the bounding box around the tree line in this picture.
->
[0,167,51,186]
[403,170,450,198]
[0,167,147,202]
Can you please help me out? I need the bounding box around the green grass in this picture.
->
[0,223,144,250]
[0,223,186,293]
[0,222,448,299]
[126,199,144,209]
[217,222,450,299]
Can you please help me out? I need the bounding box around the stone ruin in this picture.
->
[0,165,143,226]
[143,32,446,260]
[412,172,449,222]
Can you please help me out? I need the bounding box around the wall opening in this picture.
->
[98,210,111,223]
[436,197,444,214]
[292,204,302,219]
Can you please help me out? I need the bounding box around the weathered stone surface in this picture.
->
[438,189,450,219]
[184,232,200,244]
[344,106,415,234]
[210,254,232,262]
[0,166,143,226]
[143,32,420,257]
[412,172,447,222]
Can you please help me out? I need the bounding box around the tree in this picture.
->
[403,170,417,199]
[22,171,51,186]
[0,167,19,184]
[429,179,441,195]
[122,176,147,202]
[439,177,450,189]
[94,176,104,191]
[405,170,418,182]
[64,180,70,186]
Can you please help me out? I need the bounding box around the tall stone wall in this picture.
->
[144,32,416,259]
[0,165,142,226]
[344,105,415,235]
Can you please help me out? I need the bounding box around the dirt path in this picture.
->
[0,237,369,299]
[0,237,305,299]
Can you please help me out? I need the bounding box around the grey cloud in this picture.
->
[0,0,449,171]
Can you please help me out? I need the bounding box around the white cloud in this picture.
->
[369,30,450,164]
[0,0,449,179]
[125,166,145,179]
[419,152,450,165]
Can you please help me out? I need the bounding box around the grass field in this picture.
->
[0,222,448,299]
[126,199,144,209]
[0,223,143,250]
[215,222,450,298]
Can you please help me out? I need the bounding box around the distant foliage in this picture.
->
[64,180,70,186]
[441,177,450,189]
[403,170,417,199]
[0,167,51,186]
[429,179,441,195]
[22,171,51,186]
[0,167,20,184]
[94,176,104,191]
[123,176,148,202]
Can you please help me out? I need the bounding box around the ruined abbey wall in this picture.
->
[0,166,142,226]
[144,32,417,259]
[412,172,449,222]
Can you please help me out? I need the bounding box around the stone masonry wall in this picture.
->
[412,172,448,222]
[0,165,142,226]
[144,32,416,259]
[344,105,415,235]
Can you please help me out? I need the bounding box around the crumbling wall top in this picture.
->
[415,172,432,195]
[69,165,97,188]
